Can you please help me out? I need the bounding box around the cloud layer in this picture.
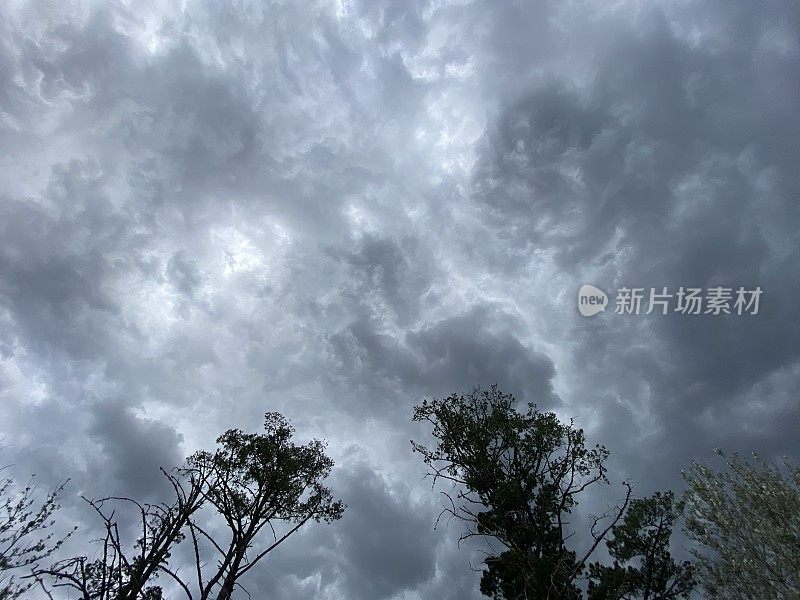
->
[1,0,798,597]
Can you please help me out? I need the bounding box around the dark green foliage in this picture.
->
[187,412,344,531]
[412,386,694,600]
[412,386,620,599]
[185,412,345,600]
[481,547,583,600]
[587,491,694,599]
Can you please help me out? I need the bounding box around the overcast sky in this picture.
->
[1,0,799,598]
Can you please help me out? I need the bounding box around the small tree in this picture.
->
[587,491,694,599]
[411,386,632,599]
[34,413,344,600]
[32,467,206,600]
[682,450,800,599]
[0,463,73,599]
[179,412,344,600]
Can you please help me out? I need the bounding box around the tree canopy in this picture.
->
[682,450,800,599]
[412,386,692,600]
[32,413,344,600]
[587,491,694,599]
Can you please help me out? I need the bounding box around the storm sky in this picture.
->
[1,0,799,598]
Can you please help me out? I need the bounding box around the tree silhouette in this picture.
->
[587,491,694,599]
[412,386,690,600]
[32,467,206,600]
[34,413,344,600]
[181,412,344,600]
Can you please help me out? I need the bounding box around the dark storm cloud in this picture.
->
[407,306,557,405]
[87,400,184,498]
[328,233,437,325]
[0,160,126,358]
[334,461,437,599]
[471,2,800,486]
[238,457,448,600]
[328,304,558,410]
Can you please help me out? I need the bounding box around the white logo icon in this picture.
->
[578,284,608,317]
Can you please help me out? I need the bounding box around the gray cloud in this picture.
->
[469,1,800,489]
[87,400,184,499]
[326,304,558,413]
[335,461,438,600]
